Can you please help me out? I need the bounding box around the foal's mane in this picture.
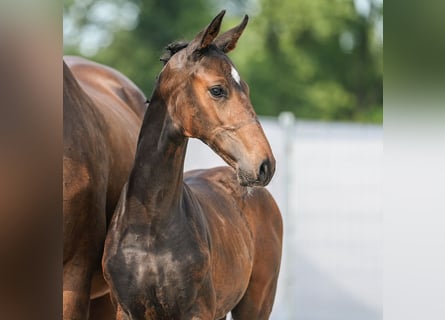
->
[160,41,189,64]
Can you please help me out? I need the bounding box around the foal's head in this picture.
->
[158,10,275,187]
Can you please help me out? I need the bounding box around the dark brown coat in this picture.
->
[103,11,283,320]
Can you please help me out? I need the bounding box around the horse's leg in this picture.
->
[63,256,94,320]
[115,305,129,320]
[89,293,116,320]
[63,194,106,320]
[183,277,216,320]
[230,271,280,320]
[231,191,283,320]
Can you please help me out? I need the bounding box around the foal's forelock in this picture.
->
[161,42,228,68]
[160,41,189,65]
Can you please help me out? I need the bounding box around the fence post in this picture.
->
[278,111,295,219]
[278,111,295,319]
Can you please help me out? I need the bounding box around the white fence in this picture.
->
[184,115,382,320]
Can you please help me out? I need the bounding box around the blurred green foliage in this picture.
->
[64,0,382,123]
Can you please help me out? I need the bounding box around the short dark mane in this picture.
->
[160,41,189,64]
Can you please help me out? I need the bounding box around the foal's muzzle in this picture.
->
[238,157,275,187]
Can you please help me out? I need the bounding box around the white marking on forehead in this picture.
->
[231,66,241,85]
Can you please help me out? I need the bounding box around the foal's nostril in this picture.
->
[258,160,270,185]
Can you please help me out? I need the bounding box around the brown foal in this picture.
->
[103,11,283,320]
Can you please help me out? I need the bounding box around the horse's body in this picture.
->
[63,56,146,319]
[103,11,283,320]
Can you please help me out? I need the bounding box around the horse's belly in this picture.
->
[90,270,110,299]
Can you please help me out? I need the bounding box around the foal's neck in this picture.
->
[126,88,188,220]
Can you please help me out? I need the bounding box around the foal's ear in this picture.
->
[190,10,226,51]
[214,15,249,53]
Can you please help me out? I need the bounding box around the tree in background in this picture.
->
[64,0,213,95]
[64,0,382,123]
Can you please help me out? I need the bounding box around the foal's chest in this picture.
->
[119,228,212,316]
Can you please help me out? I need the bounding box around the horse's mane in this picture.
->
[160,41,189,64]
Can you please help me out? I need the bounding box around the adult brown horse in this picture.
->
[63,56,147,319]
[103,11,283,320]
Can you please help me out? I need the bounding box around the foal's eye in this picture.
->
[209,86,226,98]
